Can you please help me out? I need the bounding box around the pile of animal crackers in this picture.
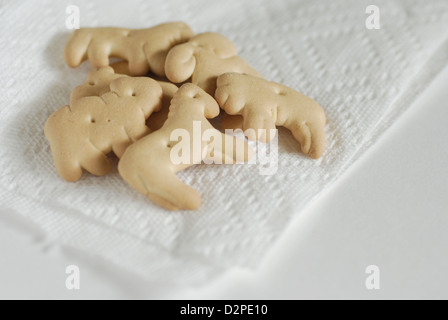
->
[44,22,327,211]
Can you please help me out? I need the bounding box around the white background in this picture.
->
[0,64,447,299]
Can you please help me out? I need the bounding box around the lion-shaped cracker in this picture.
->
[164,32,262,95]
[64,22,194,77]
[44,68,163,182]
[118,83,253,211]
[215,73,326,159]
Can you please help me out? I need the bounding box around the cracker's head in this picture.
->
[44,104,112,182]
[170,83,220,119]
[214,73,249,114]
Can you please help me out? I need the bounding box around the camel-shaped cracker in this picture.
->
[164,32,262,95]
[64,22,194,77]
[215,73,326,159]
[118,83,253,211]
[44,73,162,182]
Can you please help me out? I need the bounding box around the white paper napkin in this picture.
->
[1,0,447,284]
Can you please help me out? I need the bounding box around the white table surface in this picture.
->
[1,66,447,300]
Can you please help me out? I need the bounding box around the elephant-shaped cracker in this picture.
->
[44,75,162,182]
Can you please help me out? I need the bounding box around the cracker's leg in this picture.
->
[119,157,201,211]
[127,48,150,76]
[289,121,326,159]
[142,169,202,211]
[242,107,277,142]
[87,42,110,67]
[80,148,111,177]
[64,29,90,67]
